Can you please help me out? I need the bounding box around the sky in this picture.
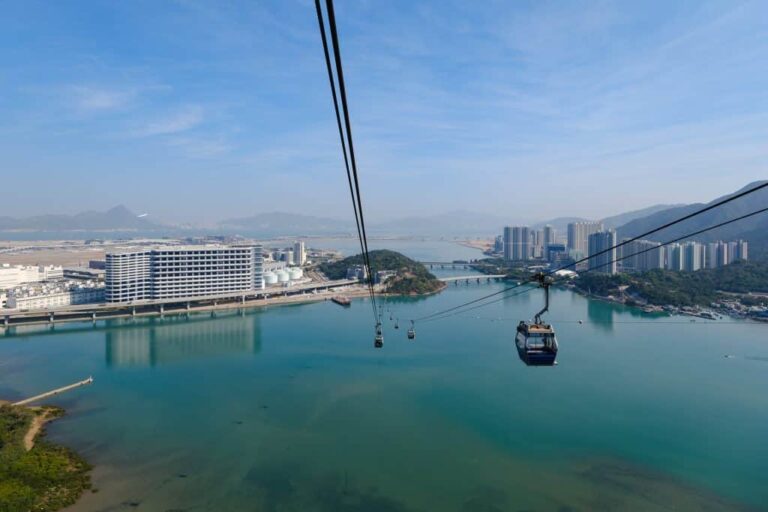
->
[1,0,766,225]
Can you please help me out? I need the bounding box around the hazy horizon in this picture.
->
[2,1,766,224]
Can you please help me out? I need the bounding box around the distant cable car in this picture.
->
[394,319,399,329]
[407,321,415,340]
[516,273,558,366]
[375,321,383,348]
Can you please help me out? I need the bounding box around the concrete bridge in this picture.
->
[1,279,358,328]
[419,261,473,270]
[440,275,505,284]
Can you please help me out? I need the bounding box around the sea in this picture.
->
[0,239,766,511]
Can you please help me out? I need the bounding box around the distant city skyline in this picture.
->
[2,1,766,223]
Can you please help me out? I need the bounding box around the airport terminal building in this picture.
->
[106,246,264,303]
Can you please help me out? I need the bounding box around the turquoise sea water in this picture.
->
[1,241,766,511]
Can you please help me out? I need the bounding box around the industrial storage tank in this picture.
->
[288,268,303,281]
[263,272,278,285]
[276,270,290,283]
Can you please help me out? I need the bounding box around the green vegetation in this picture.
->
[472,257,534,281]
[318,249,444,295]
[0,405,91,512]
[573,260,768,307]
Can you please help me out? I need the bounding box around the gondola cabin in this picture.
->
[515,320,558,366]
[407,320,415,340]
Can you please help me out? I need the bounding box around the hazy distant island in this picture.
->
[319,249,445,296]
[0,404,92,511]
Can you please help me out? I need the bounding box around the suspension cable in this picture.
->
[315,0,378,320]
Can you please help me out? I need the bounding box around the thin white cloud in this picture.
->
[167,135,231,158]
[138,105,204,136]
[70,85,135,111]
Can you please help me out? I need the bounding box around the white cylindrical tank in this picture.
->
[264,272,278,285]
[288,268,303,280]
[276,270,290,283]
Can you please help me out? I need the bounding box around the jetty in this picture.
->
[12,376,94,406]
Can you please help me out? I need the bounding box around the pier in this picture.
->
[12,376,94,406]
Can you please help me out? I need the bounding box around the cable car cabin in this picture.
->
[406,320,415,340]
[515,321,558,366]
[374,334,384,348]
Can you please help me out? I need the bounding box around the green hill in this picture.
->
[616,181,768,258]
[318,249,444,295]
[573,260,768,307]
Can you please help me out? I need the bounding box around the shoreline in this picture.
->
[567,285,768,323]
[1,286,374,329]
[0,403,92,510]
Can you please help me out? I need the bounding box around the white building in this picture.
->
[503,226,530,261]
[542,225,555,258]
[293,240,306,266]
[588,230,617,274]
[620,239,663,272]
[105,245,264,303]
[705,242,719,269]
[567,221,604,260]
[729,240,748,261]
[6,284,104,310]
[347,265,368,281]
[0,264,63,290]
[666,244,683,271]
[39,265,64,280]
[682,242,703,272]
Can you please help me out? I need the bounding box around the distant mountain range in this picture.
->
[0,205,164,232]
[219,210,512,237]
[530,217,590,233]
[601,204,685,229]
[2,182,766,258]
[369,211,511,236]
[617,180,768,256]
[530,205,682,234]
[219,212,353,236]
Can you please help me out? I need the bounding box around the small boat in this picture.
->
[331,296,351,306]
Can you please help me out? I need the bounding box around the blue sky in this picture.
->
[1,0,766,225]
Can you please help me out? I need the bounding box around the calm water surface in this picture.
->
[1,242,766,511]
